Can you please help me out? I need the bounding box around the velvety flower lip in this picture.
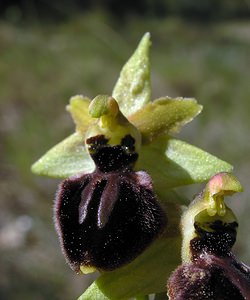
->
[55,163,167,273]
[190,219,238,259]
[168,253,250,300]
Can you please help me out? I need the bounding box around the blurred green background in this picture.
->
[1,1,250,299]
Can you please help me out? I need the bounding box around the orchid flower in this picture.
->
[32,33,232,299]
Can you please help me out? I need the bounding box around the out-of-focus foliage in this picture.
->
[1,0,250,23]
[1,10,250,300]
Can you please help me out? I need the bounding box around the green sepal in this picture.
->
[135,135,233,193]
[129,97,202,143]
[66,95,92,133]
[31,133,94,178]
[158,189,189,206]
[78,282,109,300]
[31,133,232,189]
[112,33,151,117]
[78,203,181,300]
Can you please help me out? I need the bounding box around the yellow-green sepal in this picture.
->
[129,97,202,143]
[78,282,109,300]
[31,133,94,178]
[112,33,151,117]
[136,136,233,195]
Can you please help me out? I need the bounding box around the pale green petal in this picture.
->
[135,136,233,192]
[66,95,92,133]
[78,203,181,299]
[112,33,151,117]
[31,132,94,178]
[129,97,202,142]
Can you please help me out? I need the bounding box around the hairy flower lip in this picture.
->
[189,219,238,261]
[55,167,167,273]
[198,253,250,299]
[167,252,250,300]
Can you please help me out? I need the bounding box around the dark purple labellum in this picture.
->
[167,253,250,300]
[191,220,238,259]
[86,134,139,173]
[55,170,166,272]
[54,134,167,272]
[168,220,250,300]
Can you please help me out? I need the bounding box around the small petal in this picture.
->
[129,97,202,142]
[66,95,92,133]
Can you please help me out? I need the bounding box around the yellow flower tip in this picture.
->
[79,265,96,274]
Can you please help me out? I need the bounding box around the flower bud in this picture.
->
[167,172,250,299]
